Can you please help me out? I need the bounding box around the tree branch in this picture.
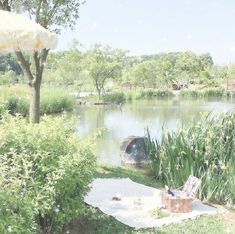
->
[15,51,34,86]
[35,0,43,23]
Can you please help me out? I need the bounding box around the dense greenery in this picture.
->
[1,45,234,102]
[0,87,75,116]
[147,113,235,204]
[0,114,96,233]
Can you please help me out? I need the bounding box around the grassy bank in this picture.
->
[101,89,173,104]
[64,165,235,234]
[0,86,76,116]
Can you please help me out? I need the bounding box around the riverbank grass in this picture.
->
[65,165,235,234]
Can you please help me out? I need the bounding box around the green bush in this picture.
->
[102,92,125,104]
[4,96,29,116]
[140,89,173,98]
[0,114,96,233]
[146,113,235,204]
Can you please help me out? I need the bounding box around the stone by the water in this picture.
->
[120,136,149,164]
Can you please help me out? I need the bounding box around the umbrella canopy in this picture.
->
[0,10,57,53]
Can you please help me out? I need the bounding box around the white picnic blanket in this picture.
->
[85,178,225,229]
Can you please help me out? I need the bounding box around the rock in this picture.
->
[120,136,149,165]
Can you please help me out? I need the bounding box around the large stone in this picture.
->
[120,136,149,164]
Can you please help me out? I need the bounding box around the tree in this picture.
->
[199,53,213,71]
[45,49,83,87]
[0,0,84,123]
[175,51,201,84]
[84,44,123,100]
[155,56,174,87]
[127,60,157,88]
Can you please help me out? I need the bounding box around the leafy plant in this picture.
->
[0,114,96,233]
[146,113,235,204]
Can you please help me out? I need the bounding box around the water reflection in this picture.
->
[76,98,235,165]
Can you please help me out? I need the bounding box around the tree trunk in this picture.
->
[30,82,41,123]
[98,89,101,100]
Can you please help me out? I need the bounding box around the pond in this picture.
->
[76,97,235,165]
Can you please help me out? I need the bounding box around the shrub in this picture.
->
[140,89,173,98]
[102,92,125,104]
[146,113,235,204]
[0,114,96,233]
[4,96,29,116]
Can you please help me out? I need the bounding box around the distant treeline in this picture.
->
[0,44,234,95]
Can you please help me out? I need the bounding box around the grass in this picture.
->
[179,87,230,98]
[0,86,76,115]
[64,165,235,234]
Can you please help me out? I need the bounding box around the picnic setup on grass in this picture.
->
[84,136,225,230]
[85,177,224,229]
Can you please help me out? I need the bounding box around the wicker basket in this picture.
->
[161,191,193,213]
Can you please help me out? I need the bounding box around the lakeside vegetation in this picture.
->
[0,86,75,116]
[1,45,235,100]
[146,113,235,205]
[0,1,234,234]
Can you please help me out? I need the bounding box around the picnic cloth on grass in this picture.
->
[85,178,225,229]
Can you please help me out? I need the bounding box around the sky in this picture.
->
[57,0,235,65]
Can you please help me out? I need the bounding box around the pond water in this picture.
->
[75,97,235,165]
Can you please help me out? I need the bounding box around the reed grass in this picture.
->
[179,88,229,98]
[146,112,235,204]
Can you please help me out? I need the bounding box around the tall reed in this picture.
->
[146,113,235,204]
[180,88,229,98]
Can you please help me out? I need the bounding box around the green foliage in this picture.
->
[146,113,235,204]
[125,90,143,101]
[0,71,18,85]
[0,54,22,75]
[4,96,29,116]
[180,88,227,98]
[0,87,76,116]
[10,1,85,34]
[83,44,125,99]
[102,92,125,104]
[140,89,173,98]
[40,89,76,114]
[0,114,96,233]
[124,89,173,101]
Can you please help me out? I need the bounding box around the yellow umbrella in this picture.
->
[0,10,57,53]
